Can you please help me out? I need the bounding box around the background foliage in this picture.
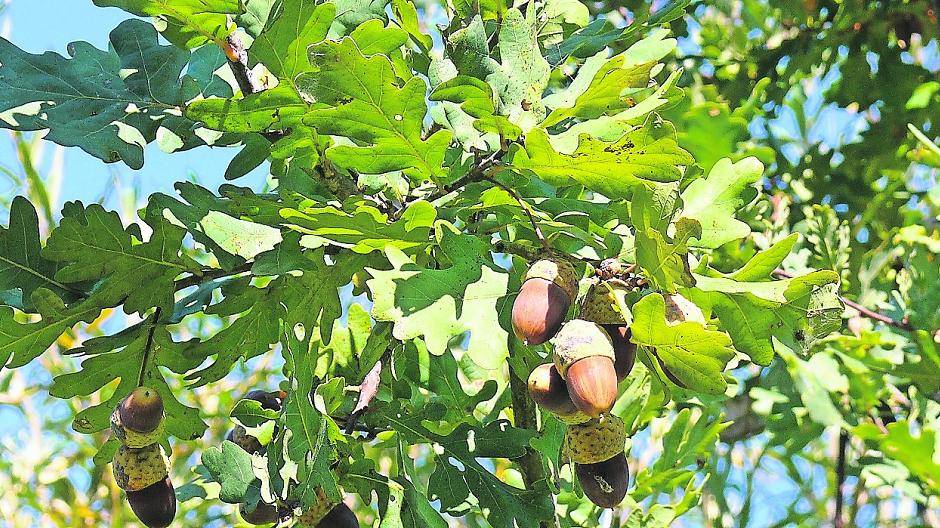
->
[0,0,937,527]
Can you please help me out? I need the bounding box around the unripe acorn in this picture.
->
[241,501,281,525]
[526,363,590,424]
[118,386,164,434]
[603,324,637,381]
[126,477,176,528]
[318,502,359,528]
[512,259,578,346]
[552,320,618,417]
[227,426,263,455]
[575,452,629,508]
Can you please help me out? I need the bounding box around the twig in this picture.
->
[344,359,383,435]
[224,33,263,95]
[137,307,163,387]
[772,269,913,331]
[834,430,848,528]
[481,172,550,251]
[507,343,558,528]
[174,261,254,291]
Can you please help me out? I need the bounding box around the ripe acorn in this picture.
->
[526,363,590,424]
[318,502,359,528]
[118,386,164,434]
[241,501,280,525]
[126,477,176,528]
[552,320,618,417]
[512,259,578,346]
[603,324,637,381]
[575,452,629,508]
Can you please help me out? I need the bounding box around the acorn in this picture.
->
[244,389,283,412]
[603,324,637,381]
[564,414,626,465]
[296,487,336,527]
[512,259,578,345]
[526,363,590,424]
[241,501,281,525]
[552,320,618,417]
[575,452,629,508]
[126,477,176,528]
[118,386,164,434]
[113,444,169,492]
[318,502,359,527]
[227,426,264,455]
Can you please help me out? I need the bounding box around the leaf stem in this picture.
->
[481,172,550,252]
[137,307,162,387]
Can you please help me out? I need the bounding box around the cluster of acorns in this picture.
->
[227,390,359,528]
[110,387,176,527]
[513,258,639,509]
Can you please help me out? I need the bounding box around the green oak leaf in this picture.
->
[331,0,391,34]
[429,74,523,143]
[0,197,81,311]
[42,202,199,315]
[879,421,940,493]
[485,8,551,129]
[0,289,103,369]
[0,20,231,169]
[376,403,555,528]
[280,199,436,254]
[631,293,736,395]
[632,183,700,292]
[48,320,207,442]
[366,228,510,371]
[92,0,238,48]
[202,441,257,503]
[689,235,842,365]
[186,84,307,134]
[298,38,453,181]
[679,157,763,249]
[250,0,336,84]
[509,126,693,199]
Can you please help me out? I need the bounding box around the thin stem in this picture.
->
[137,307,163,387]
[772,269,913,331]
[481,172,550,251]
[174,262,254,291]
[834,430,848,528]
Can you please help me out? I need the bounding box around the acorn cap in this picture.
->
[566,355,618,417]
[524,258,578,302]
[127,477,176,528]
[111,408,165,448]
[317,502,359,528]
[663,293,705,325]
[526,363,591,424]
[576,452,629,508]
[564,414,626,464]
[580,279,633,325]
[113,444,169,492]
[118,386,164,434]
[551,320,615,378]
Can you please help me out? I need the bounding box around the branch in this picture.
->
[344,358,384,435]
[223,33,263,95]
[137,307,163,387]
[834,430,848,528]
[772,269,913,331]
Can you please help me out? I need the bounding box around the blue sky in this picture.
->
[0,0,266,215]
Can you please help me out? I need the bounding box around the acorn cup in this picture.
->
[565,414,629,509]
[580,278,638,382]
[512,258,579,346]
[126,477,177,528]
[296,487,336,527]
[552,320,618,417]
[526,363,590,424]
[112,443,169,492]
[112,386,165,448]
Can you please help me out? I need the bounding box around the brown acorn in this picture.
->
[575,452,629,508]
[553,320,618,417]
[318,502,359,528]
[126,477,176,528]
[527,363,590,423]
[118,386,164,434]
[603,324,637,381]
[512,259,578,346]
[241,501,280,525]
